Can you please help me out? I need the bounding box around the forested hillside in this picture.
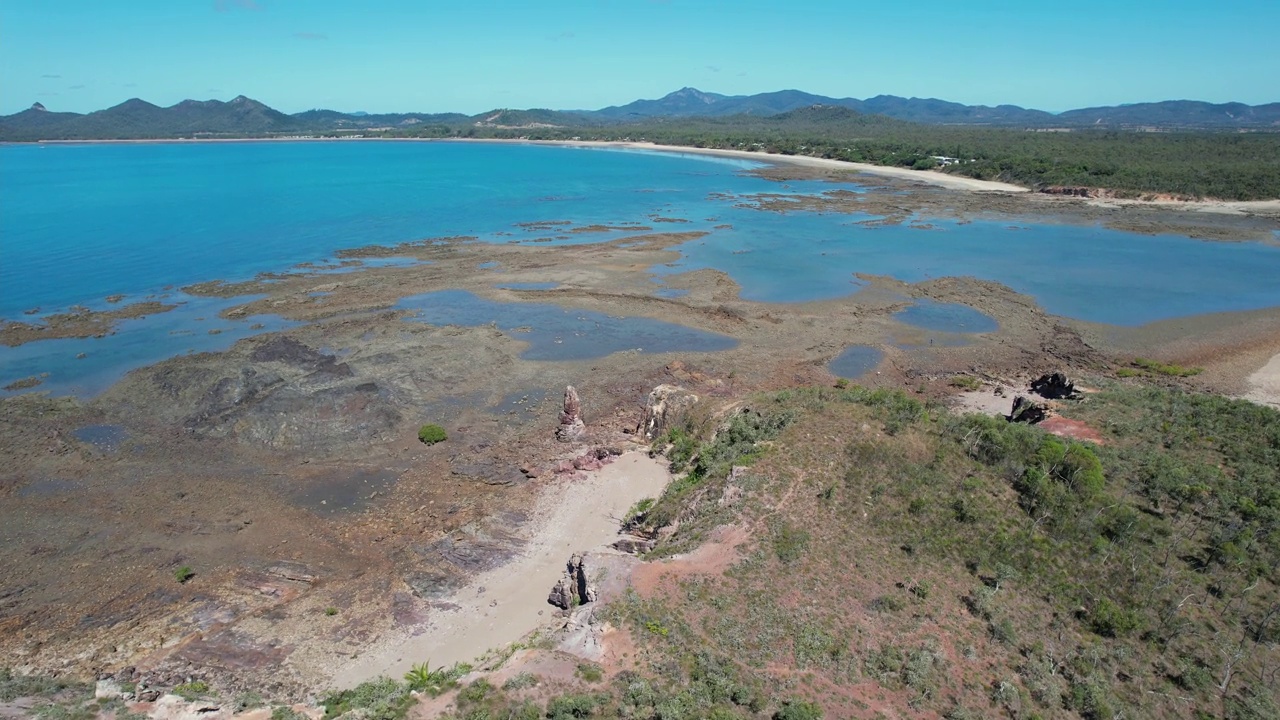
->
[436,110,1280,201]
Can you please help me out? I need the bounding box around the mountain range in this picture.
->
[3,88,1278,141]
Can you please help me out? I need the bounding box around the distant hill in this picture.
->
[470,108,599,128]
[1056,99,1280,128]
[584,88,1280,129]
[3,89,1279,142]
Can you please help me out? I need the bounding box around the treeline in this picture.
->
[403,109,1280,201]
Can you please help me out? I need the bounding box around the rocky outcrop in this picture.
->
[555,386,586,442]
[1008,395,1048,424]
[547,553,597,610]
[1031,372,1080,400]
[636,384,699,440]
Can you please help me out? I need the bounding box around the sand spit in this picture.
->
[327,451,671,689]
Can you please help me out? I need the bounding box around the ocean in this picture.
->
[4,141,1280,395]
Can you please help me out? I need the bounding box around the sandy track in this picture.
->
[1246,352,1280,408]
[327,451,670,689]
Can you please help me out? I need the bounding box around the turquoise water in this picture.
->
[4,141,1280,396]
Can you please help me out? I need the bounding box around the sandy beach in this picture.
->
[327,452,671,689]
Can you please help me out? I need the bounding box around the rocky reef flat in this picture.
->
[2,170,1279,708]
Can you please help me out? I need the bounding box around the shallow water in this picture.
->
[829,345,885,379]
[0,295,295,398]
[654,211,1280,325]
[894,300,998,333]
[72,424,130,453]
[396,289,738,361]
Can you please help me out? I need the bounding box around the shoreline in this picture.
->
[11,136,1021,192]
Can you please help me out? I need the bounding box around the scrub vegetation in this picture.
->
[429,108,1280,201]
[431,381,1279,719]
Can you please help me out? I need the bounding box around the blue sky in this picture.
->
[2,0,1277,115]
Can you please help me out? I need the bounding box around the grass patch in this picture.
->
[1118,357,1203,378]
[417,423,447,445]
[172,681,210,701]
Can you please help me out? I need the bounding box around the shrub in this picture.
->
[321,677,413,720]
[456,678,493,706]
[0,669,85,702]
[1088,598,1141,637]
[403,662,469,696]
[546,693,598,719]
[173,681,210,700]
[417,424,447,445]
[502,673,537,691]
[174,566,194,584]
[774,699,823,720]
[772,523,810,562]
[575,664,603,683]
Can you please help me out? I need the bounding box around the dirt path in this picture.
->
[326,452,671,689]
[1245,352,1280,408]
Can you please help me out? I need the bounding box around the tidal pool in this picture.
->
[396,290,737,361]
[72,424,130,453]
[829,345,885,380]
[894,300,998,333]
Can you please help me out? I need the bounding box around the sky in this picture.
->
[2,0,1278,116]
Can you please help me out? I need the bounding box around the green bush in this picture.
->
[321,677,413,720]
[418,423,447,445]
[173,681,209,701]
[1088,598,1141,637]
[772,523,810,562]
[174,566,194,584]
[403,662,469,696]
[774,699,823,720]
[546,693,599,719]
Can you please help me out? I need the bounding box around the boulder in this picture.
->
[547,553,597,610]
[1008,395,1048,424]
[94,679,123,700]
[1030,372,1079,400]
[612,536,656,554]
[555,386,586,442]
[636,384,699,441]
